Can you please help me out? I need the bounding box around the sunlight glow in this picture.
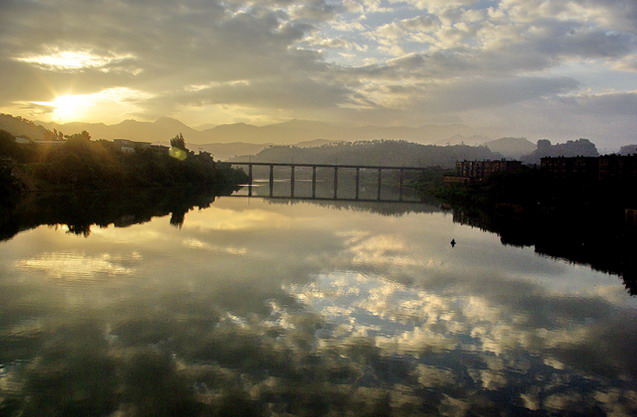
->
[15,50,133,71]
[33,88,152,123]
[48,94,94,121]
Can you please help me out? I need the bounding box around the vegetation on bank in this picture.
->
[418,166,637,294]
[0,130,248,204]
[232,140,503,168]
[419,165,635,213]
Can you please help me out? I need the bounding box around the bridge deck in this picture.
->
[226,161,428,171]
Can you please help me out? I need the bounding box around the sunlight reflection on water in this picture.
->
[0,195,636,416]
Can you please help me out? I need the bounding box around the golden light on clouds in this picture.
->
[15,50,133,71]
[14,251,136,280]
[33,88,151,123]
[1,0,636,144]
[45,94,94,121]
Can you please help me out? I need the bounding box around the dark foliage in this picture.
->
[0,130,247,194]
[232,140,502,168]
[425,167,637,295]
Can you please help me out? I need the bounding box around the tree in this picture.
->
[170,133,186,150]
[65,130,91,144]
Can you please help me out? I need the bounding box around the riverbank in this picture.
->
[420,166,636,217]
[0,186,242,240]
[418,167,637,294]
[0,129,248,208]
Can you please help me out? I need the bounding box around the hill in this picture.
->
[230,140,503,168]
[38,117,200,143]
[194,142,271,161]
[0,113,57,140]
[38,117,486,145]
[484,137,536,159]
[521,138,599,164]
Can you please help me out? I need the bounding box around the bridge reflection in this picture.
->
[227,162,427,202]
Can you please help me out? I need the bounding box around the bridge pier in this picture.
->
[248,163,253,197]
[377,168,382,200]
[355,167,360,200]
[333,167,338,199]
[269,165,274,197]
[290,165,295,197]
[312,166,317,198]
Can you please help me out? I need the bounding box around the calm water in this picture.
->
[1,190,636,417]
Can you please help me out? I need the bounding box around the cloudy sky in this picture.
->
[1,0,636,146]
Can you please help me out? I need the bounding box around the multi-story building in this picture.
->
[540,156,599,181]
[541,155,637,181]
[454,159,522,180]
[598,154,637,181]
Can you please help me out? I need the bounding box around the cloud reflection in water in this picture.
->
[0,196,636,416]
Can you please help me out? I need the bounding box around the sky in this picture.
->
[1,0,636,147]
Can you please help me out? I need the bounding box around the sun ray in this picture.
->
[34,94,94,122]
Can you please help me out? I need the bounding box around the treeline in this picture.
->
[424,168,637,294]
[0,130,247,200]
[232,140,502,167]
[422,166,636,214]
[0,187,225,241]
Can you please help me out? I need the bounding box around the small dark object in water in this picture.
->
[450,239,456,247]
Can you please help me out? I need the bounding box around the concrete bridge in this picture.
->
[227,162,427,202]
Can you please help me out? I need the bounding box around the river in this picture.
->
[0,188,636,416]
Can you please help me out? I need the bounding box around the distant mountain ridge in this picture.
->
[4,114,617,167]
[0,113,56,140]
[483,137,537,159]
[230,140,503,169]
[36,117,485,145]
[521,138,599,164]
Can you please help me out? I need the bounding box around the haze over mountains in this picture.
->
[4,113,622,163]
[35,117,481,146]
[33,116,543,159]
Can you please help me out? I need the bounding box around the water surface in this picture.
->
[1,192,636,416]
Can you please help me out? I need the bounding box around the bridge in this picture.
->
[227,162,428,202]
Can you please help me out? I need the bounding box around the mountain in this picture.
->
[38,117,486,145]
[0,113,56,140]
[194,142,271,161]
[483,137,536,159]
[521,138,599,164]
[39,117,199,143]
[437,134,490,146]
[619,145,637,155]
[229,140,503,169]
[202,123,267,142]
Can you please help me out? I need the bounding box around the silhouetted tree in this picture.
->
[170,133,186,150]
[65,130,91,143]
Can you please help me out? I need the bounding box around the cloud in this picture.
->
[1,0,636,144]
[413,76,581,112]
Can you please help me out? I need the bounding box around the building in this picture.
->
[598,154,637,181]
[113,139,151,153]
[15,136,31,144]
[451,159,522,181]
[541,155,637,181]
[540,156,599,181]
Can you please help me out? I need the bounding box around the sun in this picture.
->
[49,94,93,121]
